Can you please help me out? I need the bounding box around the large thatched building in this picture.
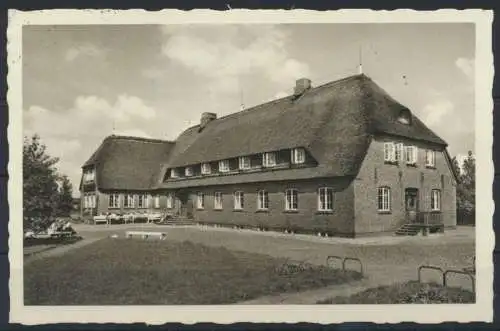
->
[80,74,458,237]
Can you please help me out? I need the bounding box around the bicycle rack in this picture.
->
[443,269,475,293]
[326,255,364,276]
[417,265,444,284]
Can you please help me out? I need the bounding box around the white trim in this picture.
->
[214,192,223,210]
[170,168,179,178]
[384,142,396,162]
[317,187,333,211]
[291,148,305,164]
[197,192,205,209]
[426,150,436,167]
[262,152,277,167]
[109,193,120,209]
[166,194,173,209]
[257,190,269,210]
[431,189,441,211]
[185,166,194,177]
[285,189,298,211]
[238,156,251,170]
[233,191,244,210]
[377,187,391,212]
[219,160,230,172]
[153,195,160,209]
[405,145,418,165]
[201,163,211,175]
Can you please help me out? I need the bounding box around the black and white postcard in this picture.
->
[7,8,494,324]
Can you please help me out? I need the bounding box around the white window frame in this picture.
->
[170,168,179,178]
[291,148,306,164]
[219,160,230,173]
[395,143,404,162]
[214,192,223,210]
[124,194,135,208]
[257,190,269,210]
[197,192,205,209]
[384,142,396,162]
[154,195,160,209]
[234,191,244,210]
[285,189,298,211]
[238,156,251,170]
[431,189,441,211]
[91,195,96,208]
[137,194,147,208]
[201,163,211,175]
[263,152,277,167]
[166,194,173,209]
[185,166,193,177]
[318,187,334,211]
[377,187,391,212]
[109,194,120,208]
[426,150,436,167]
[405,145,418,165]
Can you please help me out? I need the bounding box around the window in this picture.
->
[124,194,135,208]
[239,156,251,170]
[285,189,298,211]
[166,194,173,209]
[395,143,404,162]
[263,152,277,167]
[137,194,147,208]
[91,195,96,208]
[405,146,418,165]
[291,148,306,164]
[257,190,269,210]
[109,194,120,208]
[201,163,211,175]
[377,187,391,212]
[197,192,205,209]
[234,191,244,210]
[83,169,95,182]
[154,195,160,208]
[384,142,395,162]
[431,190,441,211]
[185,167,193,177]
[170,168,179,178]
[318,187,334,211]
[214,192,223,210]
[426,150,436,167]
[219,160,230,172]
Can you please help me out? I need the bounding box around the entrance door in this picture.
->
[176,191,193,218]
[405,188,419,223]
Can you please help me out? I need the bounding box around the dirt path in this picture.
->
[24,237,102,265]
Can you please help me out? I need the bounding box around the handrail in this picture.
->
[417,265,444,284]
[443,269,475,293]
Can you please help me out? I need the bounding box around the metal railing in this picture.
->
[409,211,443,226]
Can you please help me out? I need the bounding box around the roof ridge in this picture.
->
[105,135,175,144]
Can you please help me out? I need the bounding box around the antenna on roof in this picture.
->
[239,77,245,111]
[358,45,363,74]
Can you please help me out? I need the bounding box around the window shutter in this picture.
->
[412,146,418,164]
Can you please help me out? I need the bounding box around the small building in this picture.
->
[80,74,458,236]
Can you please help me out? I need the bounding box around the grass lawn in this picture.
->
[25,238,362,305]
[318,281,475,304]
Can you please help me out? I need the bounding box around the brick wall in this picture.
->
[354,135,457,235]
[168,177,355,236]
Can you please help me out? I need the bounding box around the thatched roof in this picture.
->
[82,135,174,191]
[82,74,451,191]
[154,74,447,189]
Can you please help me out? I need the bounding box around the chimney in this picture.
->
[199,112,217,130]
[294,78,312,96]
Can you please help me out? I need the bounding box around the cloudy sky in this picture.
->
[23,23,475,195]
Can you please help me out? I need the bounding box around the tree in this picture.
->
[23,134,74,231]
[455,151,475,225]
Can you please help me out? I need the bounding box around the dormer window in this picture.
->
[397,109,412,125]
[239,156,251,170]
[170,168,179,178]
[219,160,230,172]
[291,148,306,164]
[185,167,193,177]
[83,169,95,182]
[201,163,211,175]
[263,152,276,167]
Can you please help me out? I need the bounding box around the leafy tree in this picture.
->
[23,134,74,231]
[455,151,475,225]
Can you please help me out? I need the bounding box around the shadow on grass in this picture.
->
[24,239,362,305]
[317,281,475,304]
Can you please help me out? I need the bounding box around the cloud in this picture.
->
[24,95,158,194]
[421,99,454,127]
[65,43,105,62]
[455,57,474,79]
[160,25,310,95]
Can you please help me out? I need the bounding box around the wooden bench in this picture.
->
[125,231,166,240]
